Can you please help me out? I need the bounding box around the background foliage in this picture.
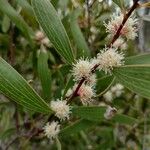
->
[0,0,150,149]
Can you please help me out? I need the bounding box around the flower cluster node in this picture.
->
[35,30,50,47]
[112,38,127,50]
[97,47,124,74]
[77,84,95,105]
[86,74,97,87]
[43,121,60,139]
[104,84,124,102]
[104,13,138,40]
[51,99,71,120]
[72,58,92,82]
[104,106,117,120]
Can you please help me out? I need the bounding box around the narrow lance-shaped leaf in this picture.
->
[125,53,150,65]
[96,76,114,96]
[0,0,33,42]
[72,106,137,125]
[37,47,51,101]
[112,0,125,10]
[16,0,34,15]
[113,65,150,99]
[70,9,90,57]
[32,0,74,64]
[60,119,95,136]
[2,15,10,33]
[0,57,51,114]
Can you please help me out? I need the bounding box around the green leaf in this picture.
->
[16,0,34,15]
[62,76,74,98]
[32,0,74,64]
[96,76,114,96]
[56,138,62,150]
[60,119,95,136]
[112,114,136,125]
[0,57,51,114]
[37,47,51,101]
[70,9,90,57]
[72,106,105,121]
[2,15,10,33]
[72,106,137,125]
[0,0,33,41]
[125,53,150,65]
[112,0,125,10]
[113,65,150,99]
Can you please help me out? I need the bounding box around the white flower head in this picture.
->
[104,13,138,40]
[72,58,92,81]
[104,106,117,120]
[90,57,99,67]
[86,74,97,87]
[41,37,50,47]
[97,47,124,74]
[103,84,124,102]
[35,30,45,41]
[35,30,50,47]
[43,121,60,139]
[112,38,127,50]
[51,99,71,120]
[77,84,95,105]
[103,91,113,102]
[111,83,124,97]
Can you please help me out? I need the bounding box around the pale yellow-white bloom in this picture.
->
[86,74,97,87]
[72,58,92,81]
[35,30,50,47]
[111,84,124,97]
[103,84,124,102]
[97,47,124,74]
[35,30,45,41]
[112,38,127,50]
[43,121,60,139]
[103,91,113,102]
[77,84,95,105]
[104,13,138,40]
[51,100,71,120]
[104,106,117,119]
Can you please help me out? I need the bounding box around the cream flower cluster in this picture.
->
[103,84,124,102]
[77,84,95,105]
[97,47,124,74]
[72,58,97,105]
[35,30,50,47]
[72,58,92,81]
[112,38,127,50]
[43,7,139,140]
[51,99,71,120]
[104,13,138,40]
[43,121,60,139]
[104,106,117,120]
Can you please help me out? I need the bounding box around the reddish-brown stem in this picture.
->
[67,78,85,104]
[49,0,140,121]
[68,0,140,104]
[108,0,140,48]
[48,0,139,124]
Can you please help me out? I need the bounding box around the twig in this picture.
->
[108,0,140,48]
[5,136,19,150]
[48,0,140,130]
